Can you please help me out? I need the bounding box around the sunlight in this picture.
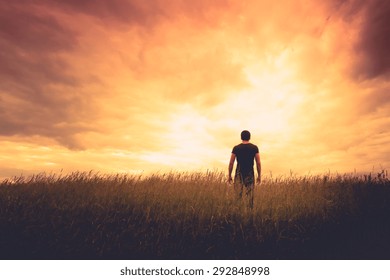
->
[142,53,308,172]
[141,105,214,169]
[229,56,305,139]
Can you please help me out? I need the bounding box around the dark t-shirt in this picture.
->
[232,143,259,185]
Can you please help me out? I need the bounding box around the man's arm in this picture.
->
[228,153,236,183]
[255,153,261,184]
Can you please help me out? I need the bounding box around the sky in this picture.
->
[1,0,390,179]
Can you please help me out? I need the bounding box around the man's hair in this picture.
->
[241,130,251,141]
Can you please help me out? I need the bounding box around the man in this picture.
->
[228,130,261,207]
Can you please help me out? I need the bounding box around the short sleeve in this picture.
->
[232,145,237,155]
[254,145,259,153]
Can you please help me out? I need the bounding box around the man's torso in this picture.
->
[232,143,259,183]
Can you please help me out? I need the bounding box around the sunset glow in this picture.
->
[1,0,390,179]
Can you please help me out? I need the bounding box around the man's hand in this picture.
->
[256,176,261,185]
[228,154,235,185]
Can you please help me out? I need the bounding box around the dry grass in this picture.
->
[1,171,390,259]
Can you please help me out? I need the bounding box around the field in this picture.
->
[1,170,390,260]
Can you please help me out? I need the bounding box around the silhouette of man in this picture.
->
[228,130,261,207]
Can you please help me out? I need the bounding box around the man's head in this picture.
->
[241,130,251,141]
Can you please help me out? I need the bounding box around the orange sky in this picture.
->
[1,0,390,179]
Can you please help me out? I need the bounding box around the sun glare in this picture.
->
[141,106,214,169]
[235,57,304,138]
[136,55,307,172]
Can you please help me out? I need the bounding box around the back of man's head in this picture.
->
[241,130,251,141]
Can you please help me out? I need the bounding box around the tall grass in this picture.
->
[1,171,390,259]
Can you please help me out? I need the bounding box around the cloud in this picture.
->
[354,0,390,79]
[280,0,390,165]
[1,0,390,177]
[42,0,237,30]
[0,0,249,150]
[0,2,99,149]
[329,0,390,80]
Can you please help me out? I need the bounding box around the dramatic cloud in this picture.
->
[1,0,390,179]
[0,2,98,149]
[336,0,390,80]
